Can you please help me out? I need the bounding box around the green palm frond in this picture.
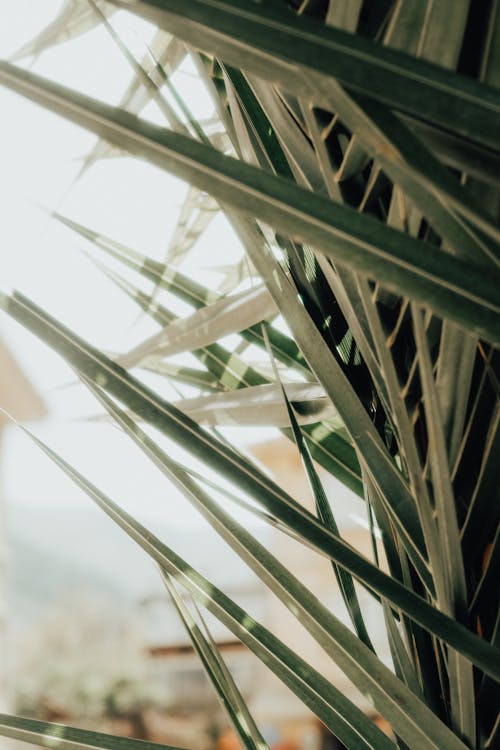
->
[1,3,499,750]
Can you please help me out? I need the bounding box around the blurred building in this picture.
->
[0,339,46,712]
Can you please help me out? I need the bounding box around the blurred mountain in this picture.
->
[7,504,265,629]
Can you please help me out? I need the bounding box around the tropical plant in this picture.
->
[0,2,499,750]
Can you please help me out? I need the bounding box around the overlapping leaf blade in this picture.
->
[1,290,499,686]
[0,62,498,341]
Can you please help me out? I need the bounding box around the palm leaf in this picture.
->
[18,421,471,750]
[0,63,497,341]
[260,331,374,651]
[2,5,499,748]
[117,285,278,367]
[162,573,268,750]
[107,0,500,152]
[9,1,114,61]
[0,713,183,750]
[1,290,499,684]
[16,424,399,750]
[169,383,336,428]
[56,214,363,491]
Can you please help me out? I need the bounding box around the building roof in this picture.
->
[0,339,46,426]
